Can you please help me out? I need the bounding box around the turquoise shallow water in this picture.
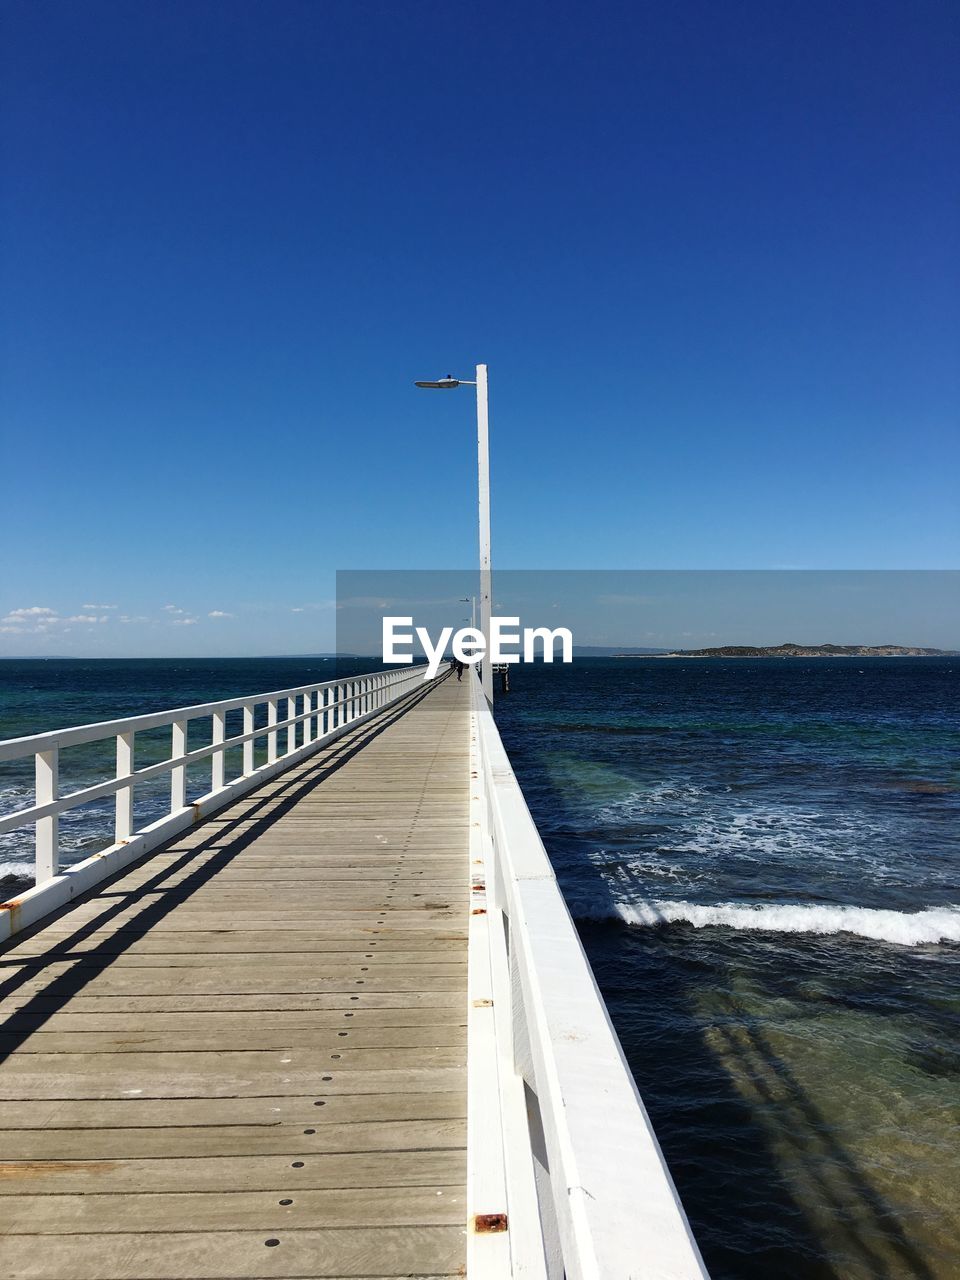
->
[1,655,958,1276]
[494,657,960,1279]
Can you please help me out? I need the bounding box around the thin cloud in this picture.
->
[162,604,184,614]
[4,606,57,620]
[82,603,117,610]
[1,606,67,634]
[208,610,234,619]
[171,617,198,626]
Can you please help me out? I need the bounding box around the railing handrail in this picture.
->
[0,681,385,838]
[0,663,435,941]
[0,670,397,760]
[470,672,708,1278]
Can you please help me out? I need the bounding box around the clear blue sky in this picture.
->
[2,0,957,655]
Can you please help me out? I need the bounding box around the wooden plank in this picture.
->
[0,1226,465,1278]
[0,1149,466,1195]
[0,1057,467,1101]
[0,1007,464,1033]
[5,931,466,953]
[0,1040,464,1078]
[2,954,467,977]
[21,910,464,932]
[0,991,464,1014]
[0,954,467,974]
[88,885,463,906]
[3,971,466,998]
[0,1185,465,1233]
[5,1117,465,1160]
[1,1024,466,1054]
[3,1089,465,1130]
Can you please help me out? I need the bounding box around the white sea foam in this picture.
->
[0,860,37,885]
[609,900,960,946]
[597,786,894,864]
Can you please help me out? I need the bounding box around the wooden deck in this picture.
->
[0,674,469,1279]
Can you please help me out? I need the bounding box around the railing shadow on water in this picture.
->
[705,1000,938,1280]
[0,677,445,1061]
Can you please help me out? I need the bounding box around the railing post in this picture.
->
[211,710,226,792]
[171,719,187,812]
[35,747,59,883]
[304,691,313,747]
[287,695,297,755]
[115,731,134,843]
[243,704,254,775]
[267,699,278,763]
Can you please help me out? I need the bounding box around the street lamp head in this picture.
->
[414,375,460,389]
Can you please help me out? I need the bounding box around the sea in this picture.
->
[1,655,958,1278]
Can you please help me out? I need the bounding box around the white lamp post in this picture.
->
[415,365,493,704]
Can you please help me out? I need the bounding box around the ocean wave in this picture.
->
[0,860,36,884]
[595,899,960,946]
[584,785,954,898]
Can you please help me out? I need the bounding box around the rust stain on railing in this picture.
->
[473,1212,508,1233]
[0,899,22,931]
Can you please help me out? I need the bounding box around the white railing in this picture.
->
[468,672,709,1279]
[0,664,431,941]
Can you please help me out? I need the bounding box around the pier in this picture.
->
[0,666,707,1279]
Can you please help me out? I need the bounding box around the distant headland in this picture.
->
[642,643,958,659]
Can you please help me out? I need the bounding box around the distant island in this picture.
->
[637,643,957,659]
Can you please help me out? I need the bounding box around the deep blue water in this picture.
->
[1,655,958,1277]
